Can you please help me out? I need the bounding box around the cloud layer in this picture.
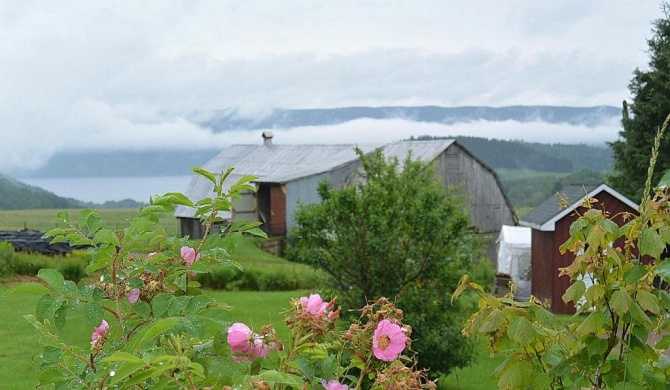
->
[0,1,661,172]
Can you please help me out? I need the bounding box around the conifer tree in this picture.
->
[610,4,670,200]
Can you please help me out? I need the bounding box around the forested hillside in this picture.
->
[0,175,145,210]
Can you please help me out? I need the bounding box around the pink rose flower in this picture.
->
[251,336,270,359]
[227,322,253,354]
[91,319,109,346]
[372,319,406,361]
[180,246,200,266]
[321,379,349,390]
[126,288,140,304]
[300,294,328,316]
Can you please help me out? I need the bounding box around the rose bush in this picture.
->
[9,167,435,389]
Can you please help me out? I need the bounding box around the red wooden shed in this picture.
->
[519,183,638,314]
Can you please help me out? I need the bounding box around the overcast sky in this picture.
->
[1,1,664,172]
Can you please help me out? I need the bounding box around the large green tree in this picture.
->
[610,5,670,200]
[287,147,485,376]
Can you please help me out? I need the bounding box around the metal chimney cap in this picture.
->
[262,131,274,146]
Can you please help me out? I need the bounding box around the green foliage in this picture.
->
[501,168,605,210]
[610,5,670,200]
[455,115,670,389]
[196,263,321,291]
[0,241,14,276]
[7,166,437,389]
[287,147,484,376]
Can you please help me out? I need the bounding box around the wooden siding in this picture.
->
[437,145,516,234]
[285,160,361,232]
[532,191,638,314]
[233,190,257,223]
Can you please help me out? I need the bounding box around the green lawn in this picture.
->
[0,285,307,389]
[439,338,504,389]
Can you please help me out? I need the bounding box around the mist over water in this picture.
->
[19,176,193,204]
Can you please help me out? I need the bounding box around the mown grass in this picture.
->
[0,285,306,389]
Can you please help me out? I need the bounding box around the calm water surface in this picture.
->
[19,176,193,204]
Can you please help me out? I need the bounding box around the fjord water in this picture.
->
[19,176,193,204]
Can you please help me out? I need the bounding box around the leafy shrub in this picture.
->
[10,251,87,281]
[196,264,321,291]
[0,241,14,276]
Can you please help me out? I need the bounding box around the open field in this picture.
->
[0,208,179,236]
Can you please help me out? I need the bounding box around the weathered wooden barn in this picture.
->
[175,133,517,259]
[519,183,638,314]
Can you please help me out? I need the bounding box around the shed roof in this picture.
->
[519,183,638,231]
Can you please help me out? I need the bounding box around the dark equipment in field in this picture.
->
[0,230,80,255]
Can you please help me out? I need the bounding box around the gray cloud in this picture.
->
[0,1,661,172]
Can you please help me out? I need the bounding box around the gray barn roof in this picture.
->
[519,183,638,231]
[174,139,460,219]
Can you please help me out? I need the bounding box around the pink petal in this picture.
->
[126,288,140,304]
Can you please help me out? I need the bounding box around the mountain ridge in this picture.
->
[200,105,620,132]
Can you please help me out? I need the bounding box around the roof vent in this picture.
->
[262,131,274,146]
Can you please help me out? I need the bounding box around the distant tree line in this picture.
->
[410,135,613,173]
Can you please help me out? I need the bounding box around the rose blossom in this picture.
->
[321,379,349,390]
[126,288,140,304]
[227,322,253,354]
[91,319,109,347]
[180,246,200,266]
[299,294,328,316]
[372,319,407,361]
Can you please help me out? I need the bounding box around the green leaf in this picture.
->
[193,167,217,185]
[35,294,64,323]
[576,310,607,336]
[584,283,605,304]
[507,317,536,346]
[253,370,304,388]
[84,302,104,327]
[101,351,146,364]
[125,317,180,351]
[610,289,633,316]
[562,280,586,304]
[534,307,564,329]
[498,360,532,390]
[640,228,665,258]
[134,301,152,318]
[478,309,505,334]
[93,229,121,246]
[152,294,174,317]
[637,290,660,315]
[7,282,49,296]
[37,269,64,291]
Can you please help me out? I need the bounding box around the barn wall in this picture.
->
[539,190,638,314]
[550,215,578,314]
[233,190,257,223]
[437,145,516,234]
[179,217,206,239]
[531,229,554,306]
[285,160,361,232]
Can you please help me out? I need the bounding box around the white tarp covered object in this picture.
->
[496,225,532,301]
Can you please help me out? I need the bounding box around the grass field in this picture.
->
[0,285,306,389]
[0,208,179,236]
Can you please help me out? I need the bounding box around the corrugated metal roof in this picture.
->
[381,139,455,162]
[174,139,460,219]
